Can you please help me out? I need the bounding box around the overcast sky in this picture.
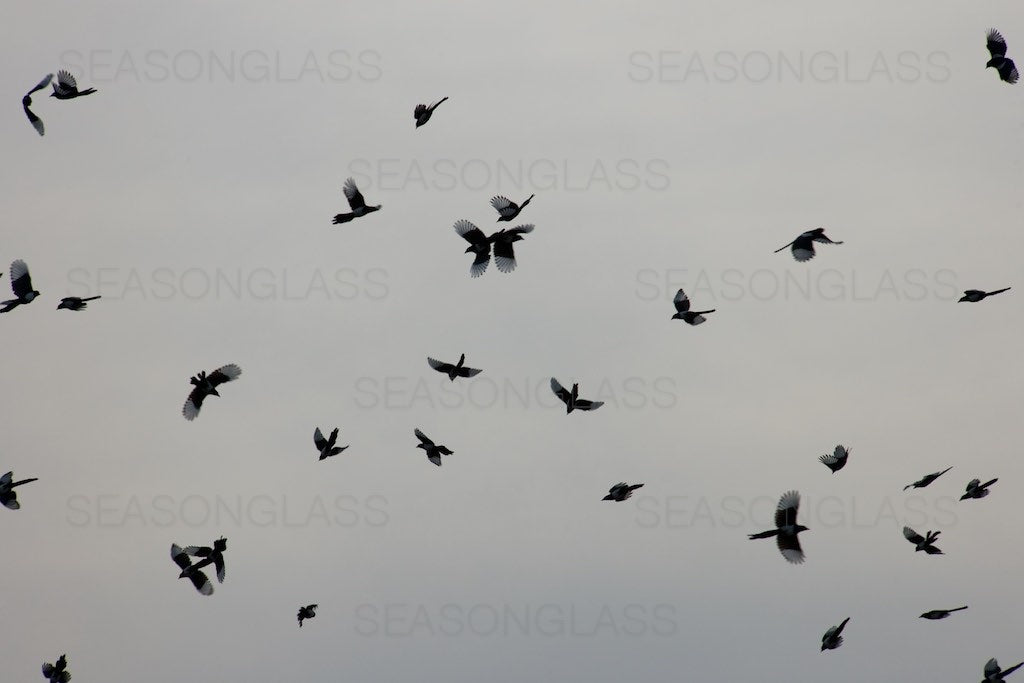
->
[3,1,1023,681]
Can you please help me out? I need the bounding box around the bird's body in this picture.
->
[903,526,943,555]
[961,477,998,500]
[986,29,1019,84]
[414,97,447,127]
[57,295,101,311]
[671,288,715,325]
[748,490,809,564]
[774,227,843,262]
[50,69,96,99]
[603,482,644,501]
[182,364,241,420]
[428,354,482,381]
[333,178,380,224]
[454,220,534,276]
[1,259,40,313]
[959,288,1011,302]
[983,657,1024,682]
[179,537,228,585]
[314,427,348,460]
[491,194,534,221]
[0,471,38,510]
[920,606,968,620]
[415,428,453,466]
[22,73,53,136]
[819,444,850,473]
[170,543,214,595]
[904,467,952,491]
[550,378,604,414]
[42,653,71,683]
[298,604,318,627]
[821,617,850,651]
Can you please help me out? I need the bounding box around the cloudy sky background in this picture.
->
[3,1,1023,681]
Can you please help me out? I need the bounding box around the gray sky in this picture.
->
[3,1,1023,681]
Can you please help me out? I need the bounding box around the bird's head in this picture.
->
[178,568,192,578]
[795,524,810,533]
[957,295,970,302]
[214,536,227,551]
[986,59,998,69]
[209,388,221,397]
[56,300,70,310]
[602,494,614,501]
[416,443,426,450]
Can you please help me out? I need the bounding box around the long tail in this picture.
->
[773,242,793,253]
[987,287,1011,296]
[748,529,777,539]
[948,606,968,612]
[12,477,38,487]
[81,296,101,302]
[695,309,716,314]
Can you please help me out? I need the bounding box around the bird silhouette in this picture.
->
[180,537,228,584]
[22,73,53,136]
[333,178,381,224]
[491,194,534,222]
[904,467,952,491]
[920,606,968,620]
[821,617,850,651]
[671,288,715,325]
[50,69,96,99]
[41,653,70,683]
[454,220,535,276]
[603,482,644,501]
[1,259,40,313]
[982,658,1024,682]
[314,427,348,460]
[428,354,482,381]
[819,445,850,473]
[748,490,809,564]
[297,604,318,627]
[961,478,998,501]
[0,471,38,510]
[57,295,101,311]
[959,288,1010,302]
[491,225,534,273]
[903,526,943,555]
[986,29,1019,84]
[414,428,453,466]
[774,228,843,262]
[170,543,213,595]
[414,97,447,127]
[182,364,241,420]
[550,378,604,414]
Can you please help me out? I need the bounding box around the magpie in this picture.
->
[774,228,843,262]
[314,427,348,460]
[821,617,850,651]
[414,428,453,466]
[0,471,38,510]
[603,483,644,501]
[22,73,52,136]
[415,97,447,127]
[180,537,227,584]
[428,354,482,381]
[1,260,40,313]
[57,295,101,311]
[959,288,1010,302]
[982,658,1024,682]
[550,378,604,414]
[298,604,318,627]
[490,194,534,221]
[170,543,214,595]
[986,30,1019,84]
[904,467,952,491]
[50,69,97,99]
[819,445,850,473]
[182,364,241,420]
[919,606,968,620]
[41,654,70,683]
[903,526,943,555]
[671,288,715,326]
[961,478,998,500]
[748,490,809,564]
[333,178,380,224]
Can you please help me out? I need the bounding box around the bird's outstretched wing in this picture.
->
[550,378,572,405]
[987,29,1009,58]
[54,69,78,95]
[343,178,367,210]
[774,490,800,528]
[427,357,455,373]
[673,289,691,313]
[777,533,805,564]
[314,428,328,451]
[414,428,434,447]
[10,259,33,298]
[208,364,242,386]
[490,195,518,218]
[414,104,426,118]
[903,526,925,544]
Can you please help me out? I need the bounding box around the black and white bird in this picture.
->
[961,477,998,501]
[671,288,715,326]
[22,73,52,136]
[1,259,40,313]
[986,29,1019,84]
[179,537,228,584]
[550,378,604,414]
[904,467,952,491]
[414,428,453,466]
[297,604,318,627]
[603,482,644,501]
[982,658,1024,682]
[170,543,214,595]
[182,364,241,420]
[774,228,843,262]
[453,220,534,276]
[820,617,850,651]
[819,445,850,473]
[748,490,809,564]
[50,70,96,99]
[959,287,1011,302]
[314,427,348,460]
[428,354,482,381]
[919,606,968,620]
[414,97,447,127]
[0,471,38,510]
[903,526,943,555]
[332,178,381,224]
[491,225,534,273]
[57,295,101,311]
[490,194,534,222]
[41,653,70,683]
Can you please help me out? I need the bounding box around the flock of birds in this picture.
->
[8,26,1023,683]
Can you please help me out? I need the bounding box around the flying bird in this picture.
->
[22,73,53,136]
[820,617,850,651]
[41,654,70,683]
[903,526,943,555]
[414,428,453,466]
[490,194,534,222]
[919,606,968,620]
[959,287,1011,302]
[671,288,715,326]
[57,295,101,311]
[180,537,228,584]
[50,69,97,99]
[491,225,534,273]
[986,29,1019,84]
[182,364,241,420]
[982,658,1024,682]
[603,482,644,501]
[0,471,38,510]
[454,220,535,276]
[332,178,381,224]
[819,445,850,473]
[550,378,604,414]
[428,354,482,381]
[748,490,809,564]
[314,427,348,460]
[414,97,447,127]
[904,467,952,491]
[961,477,998,500]
[1,259,40,313]
[170,543,214,595]
[297,604,318,627]
[774,228,843,262]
